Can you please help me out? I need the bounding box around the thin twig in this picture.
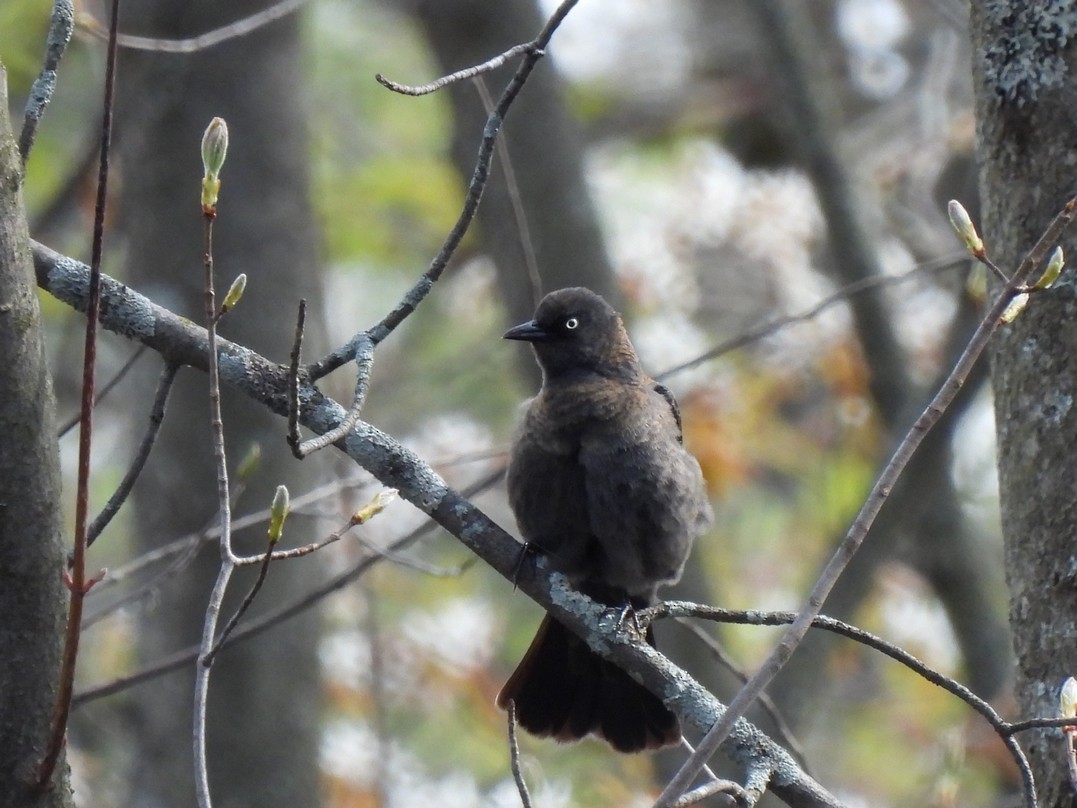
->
[86,362,178,546]
[354,535,474,577]
[286,298,305,457]
[673,619,809,771]
[193,197,234,808]
[202,543,274,667]
[1005,716,1077,735]
[306,0,580,381]
[650,601,1034,793]
[654,196,1077,808]
[82,519,205,629]
[657,253,966,381]
[507,702,534,808]
[58,344,147,437]
[19,0,74,165]
[676,737,721,789]
[296,334,373,455]
[365,3,575,346]
[233,516,357,565]
[91,483,246,627]
[670,778,750,808]
[79,0,305,53]
[35,0,118,790]
[474,76,542,310]
[376,42,539,96]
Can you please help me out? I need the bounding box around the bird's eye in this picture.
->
[565,317,579,330]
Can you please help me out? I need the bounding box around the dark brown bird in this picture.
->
[497,287,713,752]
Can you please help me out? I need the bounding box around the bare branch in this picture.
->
[671,778,750,808]
[203,543,273,668]
[673,620,808,771]
[307,0,580,381]
[657,254,965,381]
[296,334,373,455]
[650,601,1033,794]
[376,42,539,96]
[86,361,178,546]
[79,0,305,53]
[507,703,534,808]
[474,76,542,311]
[193,140,236,808]
[58,344,147,437]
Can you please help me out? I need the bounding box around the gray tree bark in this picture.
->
[0,67,74,808]
[969,5,1077,806]
[110,4,325,805]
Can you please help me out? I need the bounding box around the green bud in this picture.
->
[965,263,987,304]
[999,292,1029,325]
[267,484,290,544]
[236,443,262,481]
[1061,676,1077,719]
[200,117,228,213]
[947,200,984,258]
[1032,246,1064,291]
[221,273,247,313]
[351,488,398,526]
[201,117,229,178]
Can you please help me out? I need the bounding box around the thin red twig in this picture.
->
[35,0,120,789]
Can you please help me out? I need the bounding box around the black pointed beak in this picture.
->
[503,320,551,342]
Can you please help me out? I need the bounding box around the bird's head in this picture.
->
[503,287,641,382]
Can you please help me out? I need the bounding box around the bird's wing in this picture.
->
[578,388,702,597]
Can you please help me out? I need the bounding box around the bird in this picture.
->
[497,286,713,753]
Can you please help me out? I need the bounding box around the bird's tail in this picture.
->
[495,614,680,753]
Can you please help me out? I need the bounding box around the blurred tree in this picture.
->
[0,68,74,808]
[109,2,325,805]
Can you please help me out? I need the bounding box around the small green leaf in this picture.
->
[351,488,398,526]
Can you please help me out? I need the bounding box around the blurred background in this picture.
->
[4,0,1011,805]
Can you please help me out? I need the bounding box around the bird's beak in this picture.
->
[503,320,551,342]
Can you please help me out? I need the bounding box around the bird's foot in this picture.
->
[614,603,646,637]
[511,541,543,591]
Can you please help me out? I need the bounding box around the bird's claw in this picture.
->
[614,603,645,637]
[511,541,541,591]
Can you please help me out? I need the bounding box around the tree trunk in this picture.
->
[0,67,74,808]
[111,4,325,805]
[969,6,1077,806]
